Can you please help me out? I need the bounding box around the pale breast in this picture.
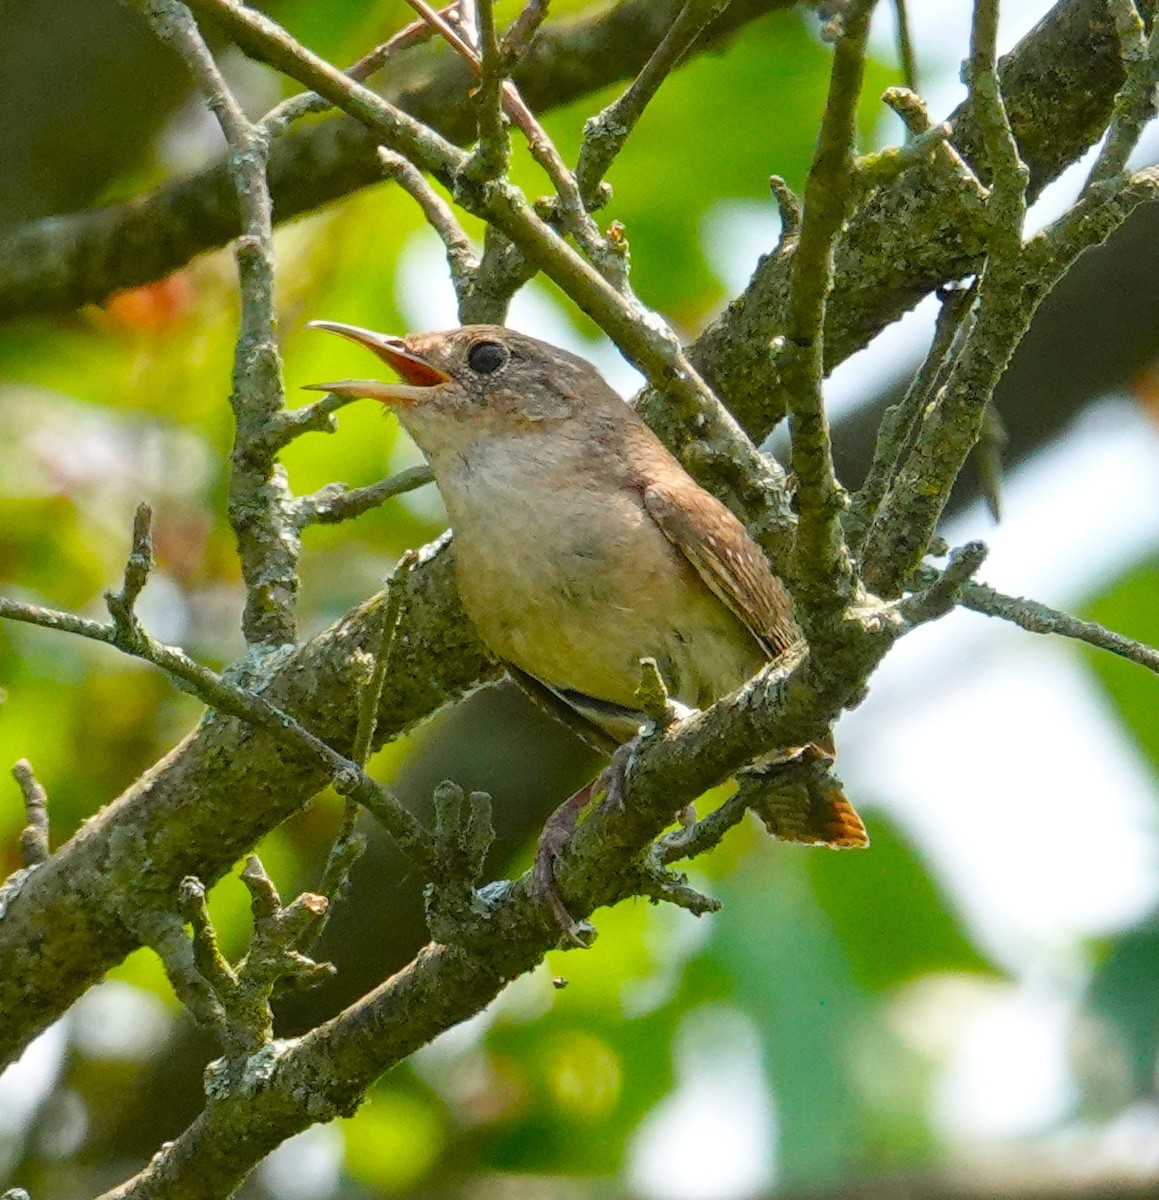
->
[439,432,765,724]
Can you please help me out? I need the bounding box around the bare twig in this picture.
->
[853,119,949,194]
[958,580,1159,676]
[306,553,418,955]
[12,760,50,867]
[863,167,1159,596]
[260,3,459,137]
[295,465,436,528]
[353,553,417,768]
[774,0,876,633]
[892,0,918,95]
[655,786,750,865]
[104,502,154,639]
[858,0,1159,599]
[467,0,509,179]
[377,149,479,301]
[846,280,977,555]
[500,0,550,64]
[0,589,437,873]
[898,540,988,626]
[768,175,801,238]
[1084,0,1158,191]
[880,86,988,198]
[966,0,1029,256]
[401,0,610,270]
[236,856,333,1000]
[575,0,728,206]
[179,876,240,1010]
[143,903,232,1042]
[160,863,332,1064]
[129,0,301,648]
[269,390,366,448]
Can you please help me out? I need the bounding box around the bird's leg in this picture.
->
[531,775,601,944]
[532,661,682,940]
[531,738,637,944]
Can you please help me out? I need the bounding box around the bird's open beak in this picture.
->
[303,321,450,402]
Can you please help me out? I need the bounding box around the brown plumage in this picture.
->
[307,322,867,850]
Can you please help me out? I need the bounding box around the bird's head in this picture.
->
[304,323,619,459]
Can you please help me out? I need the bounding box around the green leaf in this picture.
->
[1080,558,1159,772]
[807,813,999,992]
[1083,917,1159,1100]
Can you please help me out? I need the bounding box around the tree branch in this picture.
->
[94,604,906,1200]
[0,0,788,320]
[776,0,873,634]
[666,0,1152,451]
[0,538,497,1070]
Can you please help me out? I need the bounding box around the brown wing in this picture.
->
[640,464,867,850]
[641,479,801,661]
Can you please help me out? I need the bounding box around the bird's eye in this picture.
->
[467,340,508,375]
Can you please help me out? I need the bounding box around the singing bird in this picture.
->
[306,323,867,910]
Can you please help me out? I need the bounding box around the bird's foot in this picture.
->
[531,740,638,944]
[596,738,636,815]
[531,776,600,946]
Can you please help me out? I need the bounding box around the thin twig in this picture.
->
[259,5,457,138]
[271,390,366,448]
[295,464,435,528]
[0,590,436,872]
[12,760,50,867]
[881,86,988,198]
[768,175,801,238]
[853,120,948,194]
[467,0,509,179]
[143,906,232,1042]
[655,786,750,865]
[897,540,988,626]
[353,555,416,767]
[863,173,1159,596]
[377,148,479,300]
[500,0,550,64]
[105,502,154,637]
[237,856,333,1000]
[179,876,240,1003]
[959,579,1159,675]
[305,552,417,955]
[846,280,977,556]
[402,0,612,272]
[892,0,918,95]
[129,0,301,648]
[575,0,727,206]
[1084,0,1157,192]
[968,0,1029,255]
[775,0,876,634]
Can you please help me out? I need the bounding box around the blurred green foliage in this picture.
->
[2,3,1158,1199]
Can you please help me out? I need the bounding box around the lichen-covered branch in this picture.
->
[0,538,496,1071]
[93,602,905,1200]
[959,579,1159,675]
[575,0,730,207]
[129,0,301,647]
[668,0,1150,451]
[0,0,788,321]
[775,0,873,633]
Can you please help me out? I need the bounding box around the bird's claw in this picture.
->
[531,777,600,946]
[532,739,638,944]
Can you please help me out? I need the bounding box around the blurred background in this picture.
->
[2,0,1159,1197]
